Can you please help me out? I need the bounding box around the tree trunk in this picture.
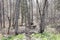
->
[40,0,48,33]
[7,18,11,34]
[2,0,5,28]
[30,0,33,25]
[12,0,16,29]
[0,1,2,30]
[36,0,47,33]
[15,0,20,35]
[7,0,12,34]
[26,0,31,40]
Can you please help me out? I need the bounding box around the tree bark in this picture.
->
[2,0,5,28]
[7,0,12,34]
[15,0,20,35]
[0,1,2,30]
[40,0,48,33]
[36,0,48,33]
[12,0,16,29]
[30,0,33,25]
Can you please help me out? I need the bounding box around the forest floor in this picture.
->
[0,24,60,40]
[0,32,60,40]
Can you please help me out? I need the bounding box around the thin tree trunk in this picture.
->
[36,0,47,33]
[0,1,2,30]
[27,0,31,29]
[36,0,41,33]
[2,0,5,28]
[40,0,47,33]
[30,0,33,25]
[12,0,16,29]
[7,0,12,34]
[20,0,24,26]
[7,18,11,34]
[15,0,20,35]
[0,14,2,30]
[21,12,23,26]
[26,0,31,40]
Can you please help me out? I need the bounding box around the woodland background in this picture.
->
[0,0,60,40]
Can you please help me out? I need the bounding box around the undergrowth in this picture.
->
[1,32,60,40]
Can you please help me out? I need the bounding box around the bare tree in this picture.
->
[15,0,20,35]
[12,0,16,29]
[30,0,33,25]
[0,1,2,30]
[40,0,48,33]
[20,0,25,26]
[1,0,5,28]
[6,0,12,34]
[25,0,31,40]
[36,0,48,33]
